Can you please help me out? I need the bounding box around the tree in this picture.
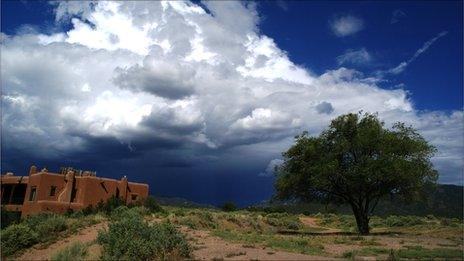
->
[275,112,437,235]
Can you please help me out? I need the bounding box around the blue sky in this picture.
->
[258,1,463,111]
[1,1,463,206]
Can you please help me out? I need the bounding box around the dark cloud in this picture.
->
[113,60,196,100]
[315,101,334,114]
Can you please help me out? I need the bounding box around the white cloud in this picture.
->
[336,48,372,66]
[330,15,364,37]
[1,1,462,184]
[259,158,284,177]
[388,31,448,74]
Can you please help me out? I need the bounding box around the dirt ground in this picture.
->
[10,218,462,261]
[12,221,340,261]
[14,222,106,261]
[182,227,340,260]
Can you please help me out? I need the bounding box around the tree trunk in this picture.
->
[351,205,370,235]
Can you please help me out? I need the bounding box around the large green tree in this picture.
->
[275,112,437,234]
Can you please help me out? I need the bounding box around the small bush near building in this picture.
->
[23,213,68,242]
[97,209,191,260]
[143,196,164,213]
[0,224,38,256]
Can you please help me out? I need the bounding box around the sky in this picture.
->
[1,0,463,207]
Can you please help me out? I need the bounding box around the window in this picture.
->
[29,186,37,201]
[49,186,57,196]
[131,194,138,201]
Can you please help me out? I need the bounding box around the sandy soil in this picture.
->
[14,222,107,261]
[182,227,341,260]
[299,217,341,233]
[13,221,340,261]
[11,218,461,261]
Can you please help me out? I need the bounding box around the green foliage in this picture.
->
[396,246,463,259]
[0,224,38,256]
[97,196,125,215]
[97,208,191,260]
[1,206,21,229]
[175,210,218,230]
[212,230,324,255]
[342,247,390,259]
[23,213,68,242]
[385,215,425,227]
[275,112,437,234]
[1,212,104,257]
[143,196,164,213]
[221,202,237,212]
[264,213,302,230]
[50,242,89,261]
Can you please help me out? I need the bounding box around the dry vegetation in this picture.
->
[1,202,463,260]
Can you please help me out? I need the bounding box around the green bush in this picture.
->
[23,213,67,242]
[51,242,89,261]
[264,213,302,230]
[97,211,191,260]
[143,196,164,213]
[110,206,148,221]
[397,246,463,259]
[1,224,38,256]
[96,196,125,215]
[385,215,425,227]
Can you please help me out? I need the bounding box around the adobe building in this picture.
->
[0,165,149,217]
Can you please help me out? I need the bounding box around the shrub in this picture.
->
[143,196,164,213]
[221,202,237,212]
[264,213,302,230]
[1,224,38,256]
[51,242,89,261]
[98,196,125,215]
[24,213,67,242]
[110,206,148,221]
[97,211,191,260]
[385,215,425,227]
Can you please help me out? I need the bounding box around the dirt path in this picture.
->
[182,227,341,260]
[15,222,107,261]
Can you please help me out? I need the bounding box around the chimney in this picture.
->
[29,165,37,175]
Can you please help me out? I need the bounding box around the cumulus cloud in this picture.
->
[259,158,284,177]
[1,1,462,184]
[330,15,364,37]
[114,56,197,99]
[336,48,372,66]
[315,101,334,115]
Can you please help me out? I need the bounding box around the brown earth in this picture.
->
[299,216,341,233]
[12,221,340,261]
[182,227,341,260]
[13,222,106,261]
[11,218,461,261]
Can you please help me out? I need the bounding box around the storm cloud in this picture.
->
[2,1,462,195]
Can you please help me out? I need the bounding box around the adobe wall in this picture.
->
[1,168,149,217]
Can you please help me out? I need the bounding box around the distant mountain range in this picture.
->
[156,196,215,209]
[155,184,463,219]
